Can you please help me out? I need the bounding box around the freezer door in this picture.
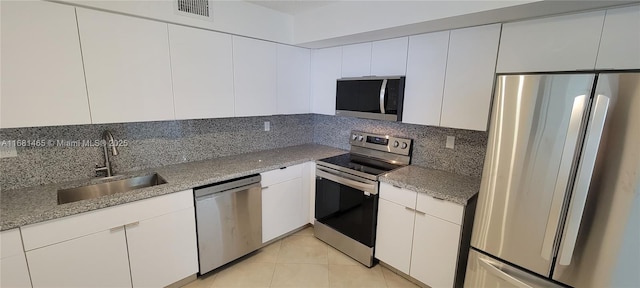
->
[471,74,595,276]
[553,73,640,287]
[464,249,563,288]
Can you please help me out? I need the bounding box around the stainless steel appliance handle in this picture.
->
[379,79,388,114]
[195,182,261,199]
[478,257,533,288]
[316,168,377,195]
[558,94,610,265]
[541,95,588,260]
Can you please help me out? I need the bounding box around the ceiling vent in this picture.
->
[175,0,212,21]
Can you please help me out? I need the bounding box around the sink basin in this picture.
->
[57,174,167,205]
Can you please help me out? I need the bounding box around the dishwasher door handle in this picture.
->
[195,182,261,198]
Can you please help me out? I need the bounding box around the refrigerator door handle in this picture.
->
[478,257,534,288]
[558,94,610,266]
[541,95,588,260]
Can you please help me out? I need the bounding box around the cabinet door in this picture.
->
[441,24,501,131]
[277,45,311,114]
[375,199,415,274]
[262,178,304,243]
[168,24,235,120]
[497,11,605,73]
[341,43,372,77]
[311,47,342,115]
[1,229,31,288]
[410,213,461,288]
[77,8,175,124]
[0,1,90,128]
[27,228,131,288]
[402,31,449,126]
[371,37,409,76]
[596,5,640,70]
[126,207,198,288]
[233,36,277,116]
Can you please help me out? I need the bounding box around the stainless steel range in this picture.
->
[314,131,412,267]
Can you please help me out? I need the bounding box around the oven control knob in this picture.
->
[393,140,399,148]
[357,135,364,141]
[352,134,358,141]
[401,142,408,149]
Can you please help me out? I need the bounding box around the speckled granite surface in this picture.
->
[313,114,488,178]
[0,144,345,231]
[380,165,481,206]
[0,115,314,190]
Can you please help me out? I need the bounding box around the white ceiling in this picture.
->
[246,0,336,15]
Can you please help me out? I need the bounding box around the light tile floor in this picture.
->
[183,227,420,288]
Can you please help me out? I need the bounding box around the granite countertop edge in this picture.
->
[379,165,481,206]
[0,144,346,231]
[1,145,481,231]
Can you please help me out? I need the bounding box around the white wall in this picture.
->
[54,0,294,44]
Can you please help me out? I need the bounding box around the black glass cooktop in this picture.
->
[317,153,402,176]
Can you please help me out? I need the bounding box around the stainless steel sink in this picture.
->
[57,174,167,205]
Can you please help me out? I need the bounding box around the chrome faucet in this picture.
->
[95,130,119,177]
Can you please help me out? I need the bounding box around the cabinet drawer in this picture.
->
[0,229,24,258]
[379,182,417,208]
[261,163,303,187]
[416,192,463,225]
[21,190,193,251]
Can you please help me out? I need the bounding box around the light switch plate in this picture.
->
[264,121,270,131]
[0,144,17,158]
[446,136,455,149]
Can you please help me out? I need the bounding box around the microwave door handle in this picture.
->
[558,94,610,265]
[379,79,388,114]
[540,95,588,260]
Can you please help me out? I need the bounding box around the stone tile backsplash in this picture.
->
[1,114,487,190]
[312,114,488,178]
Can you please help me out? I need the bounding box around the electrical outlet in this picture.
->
[264,121,270,131]
[446,136,455,149]
[0,145,17,158]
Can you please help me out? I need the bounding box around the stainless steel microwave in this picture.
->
[335,76,406,121]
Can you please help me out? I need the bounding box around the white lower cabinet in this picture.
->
[27,228,132,288]
[375,198,415,274]
[376,182,464,288]
[0,229,32,288]
[126,207,199,288]
[261,162,312,243]
[410,212,462,288]
[21,190,197,288]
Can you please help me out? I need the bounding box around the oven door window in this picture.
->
[315,176,378,247]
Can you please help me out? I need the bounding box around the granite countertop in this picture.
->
[380,165,481,206]
[0,144,346,231]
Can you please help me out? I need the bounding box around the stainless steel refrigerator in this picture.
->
[464,73,640,287]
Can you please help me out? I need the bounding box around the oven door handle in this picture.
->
[316,169,377,195]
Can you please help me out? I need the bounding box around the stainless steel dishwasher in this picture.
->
[194,174,262,275]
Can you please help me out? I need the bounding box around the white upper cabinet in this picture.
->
[233,36,277,117]
[497,11,606,73]
[441,24,501,131]
[277,45,311,114]
[311,47,342,115]
[168,25,234,120]
[596,5,640,70]
[402,31,450,126]
[77,8,175,124]
[370,37,409,76]
[0,1,90,128]
[341,43,372,77]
